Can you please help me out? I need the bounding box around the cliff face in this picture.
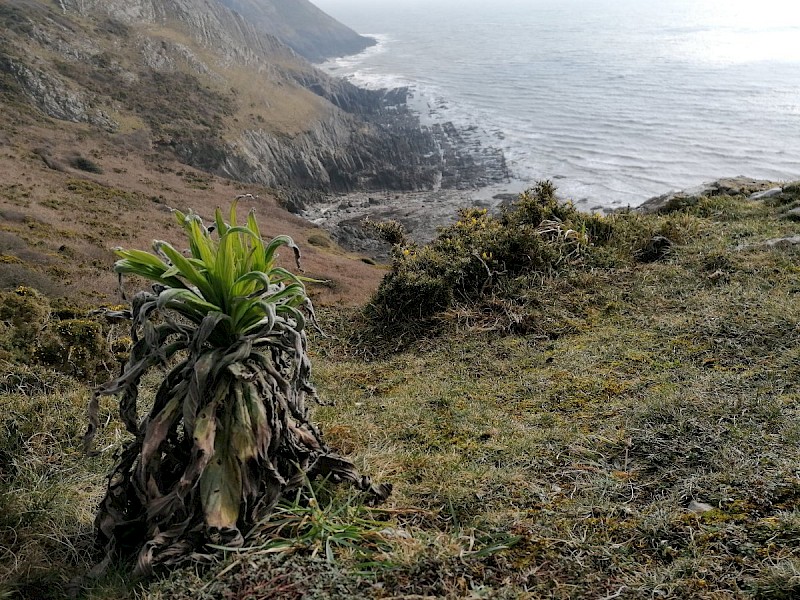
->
[217,0,375,62]
[0,0,505,208]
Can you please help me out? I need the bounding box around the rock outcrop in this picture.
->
[637,177,799,214]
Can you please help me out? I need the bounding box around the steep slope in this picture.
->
[0,0,395,303]
[0,0,507,301]
[0,121,385,305]
[218,0,376,62]
[0,0,473,206]
[0,125,383,304]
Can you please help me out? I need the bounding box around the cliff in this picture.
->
[218,0,376,62]
[0,0,506,210]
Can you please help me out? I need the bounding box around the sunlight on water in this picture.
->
[316,0,800,206]
[674,0,800,65]
[677,30,800,65]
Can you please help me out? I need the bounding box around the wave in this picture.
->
[318,34,393,77]
[315,13,800,208]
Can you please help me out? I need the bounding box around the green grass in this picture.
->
[1,191,799,598]
[0,383,130,599]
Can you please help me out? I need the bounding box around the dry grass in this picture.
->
[0,382,128,599]
[1,193,798,599]
[142,193,800,598]
[0,121,383,306]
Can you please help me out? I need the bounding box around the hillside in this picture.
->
[0,0,505,303]
[0,0,503,214]
[0,125,383,304]
[218,0,376,62]
[1,2,798,599]
[1,182,799,598]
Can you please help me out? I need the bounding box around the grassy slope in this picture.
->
[2,191,799,599]
[0,120,383,306]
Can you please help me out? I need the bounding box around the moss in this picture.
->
[0,286,50,343]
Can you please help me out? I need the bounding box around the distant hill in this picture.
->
[0,0,452,199]
[218,0,376,62]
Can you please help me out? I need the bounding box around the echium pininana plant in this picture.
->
[84,199,390,577]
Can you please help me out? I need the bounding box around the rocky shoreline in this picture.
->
[301,188,491,260]
[302,176,800,260]
[286,81,512,203]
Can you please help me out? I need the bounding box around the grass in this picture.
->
[0,383,128,599]
[1,191,799,598]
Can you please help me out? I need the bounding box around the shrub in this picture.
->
[68,155,103,174]
[36,319,109,379]
[367,182,619,324]
[0,287,50,360]
[307,233,332,248]
[0,288,120,382]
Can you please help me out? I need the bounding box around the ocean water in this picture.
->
[315,0,800,208]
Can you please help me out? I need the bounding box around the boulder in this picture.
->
[638,178,784,214]
[763,235,800,248]
[748,187,783,200]
[687,500,715,514]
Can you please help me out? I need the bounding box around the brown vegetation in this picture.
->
[0,121,383,307]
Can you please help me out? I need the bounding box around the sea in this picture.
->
[315,0,800,209]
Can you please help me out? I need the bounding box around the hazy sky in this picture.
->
[313,0,800,27]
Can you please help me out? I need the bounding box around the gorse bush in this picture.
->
[369,182,616,323]
[0,287,120,382]
[366,181,700,329]
[85,199,390,577]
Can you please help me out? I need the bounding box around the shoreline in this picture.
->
[303,176,796,261]
[311,42,798,258]
[315,25,800,214]
[297,62,520,258]
[300,180,617,261]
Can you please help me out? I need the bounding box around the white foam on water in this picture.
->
[313,0,800,207]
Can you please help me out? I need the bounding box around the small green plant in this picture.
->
[85,199,390,577]
[227,479,389,564]
[363,217,408,246]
